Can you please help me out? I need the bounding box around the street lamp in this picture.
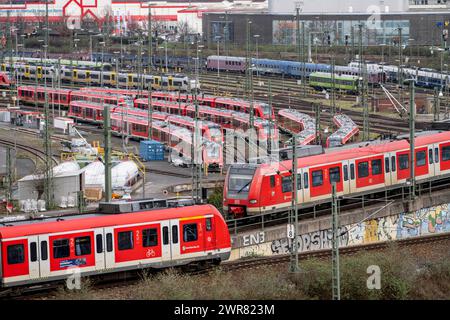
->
[215,35,221,88]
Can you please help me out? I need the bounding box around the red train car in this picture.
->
[223,131,450,217]
[0,204,230,288]
[0,72,11,87]
[17,86,72,107]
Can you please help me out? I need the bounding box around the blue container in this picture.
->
[140,140,165,161]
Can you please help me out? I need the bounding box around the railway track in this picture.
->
[0,136,58,165]
[10,231,449,300]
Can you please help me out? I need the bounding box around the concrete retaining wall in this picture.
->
[229,189,450,261]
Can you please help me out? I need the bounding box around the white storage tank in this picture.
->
[83,161,105,186]
[112,161,139,189]
[52,161,80,176]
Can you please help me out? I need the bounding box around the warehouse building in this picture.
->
[203,0,450,46]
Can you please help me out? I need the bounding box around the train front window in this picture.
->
[207,144,219,158]
[228,175,253,194]
[261,103,271,116]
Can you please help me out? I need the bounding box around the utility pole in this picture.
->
[434,87,440,122]
[409,80,415,200]
[148,4,153,72]
[43,0,53,208]
[301,21,306,96]
[331,56,336,116]
[398,27,403,104]
[5,147,13,207]
[289,134,300,273]
[314,102,321,145]
[351,25,355,61]
[268,79,273,157]
[245,20,255,129]
[331,182,341,300]
[147,79,153,140]
[192,41,202,203]
[104,104,112,202]
[358,24,369,141]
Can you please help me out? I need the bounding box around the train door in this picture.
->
[204,216,215,252]
[37,66,43,79]
[161,221,171,262]
[128,74,133,88]
[300,168,310,203]
[111,73,116,86]
[28,236,40,280]
[73,70,78,82]
[342,160,351,195]
[154,76,161,89]
[168,76,173,90]
[94,229,105,270]
[86,71,91,85]
[348,159,357,193]
[104,227,115,268]
[1,64,5,72]
[428,144,437,177]
[170,220,181,260]
[38,235,50,278]
[390,153,398,185]
[25,65,30,78]
[384,153,393,187]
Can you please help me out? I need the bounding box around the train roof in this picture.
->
[259,131,450,175]
[0,205,217,239]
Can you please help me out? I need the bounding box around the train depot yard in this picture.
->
[0,0,449,311]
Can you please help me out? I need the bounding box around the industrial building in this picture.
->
[203,0,450,46]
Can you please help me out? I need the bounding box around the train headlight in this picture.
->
[249,199,258,204]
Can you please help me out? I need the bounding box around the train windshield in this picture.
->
[260,103,272,116]
[206,144,220,158]
[227,166,257,196]
[209,127,222,140]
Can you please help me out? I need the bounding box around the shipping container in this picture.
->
[140,139,165,161]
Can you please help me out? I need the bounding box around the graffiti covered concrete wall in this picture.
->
[231,203,450,260]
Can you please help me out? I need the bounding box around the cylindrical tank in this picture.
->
[111,161,139,189]
[83,161,105,186]
[52,161,80,176]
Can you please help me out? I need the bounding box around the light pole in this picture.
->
[215,35,221,92]
[99,41,105,86]
[254,34,260,78]
[408,38,415,61]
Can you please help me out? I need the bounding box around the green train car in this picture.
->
[309,72,360,93]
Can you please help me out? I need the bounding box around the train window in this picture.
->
[7,244,24,265]
[163,227,169,245]
[385,158,390,173]
[30,242,37,262]
[416,151,426,167]
[372,159,382,175]
[270,176,276,188]
[140,228,158,247]
[172,226,179,244]
[206,218,212,231]
[297,174,302,189]
[41,241,48,260]
[75,236,91,256]
[118,231,134,251]
[350,164,355,179]
[106,234,113,252]
[343,165,348,181]
[435,148,439,163]
[391,156,396,171]
[399,154,409,170]
[183,224,198,242]
[303,172,309,189]
[96,234,103,254]
[442,146,450,161]
[429,149,434,164]
[357,162,369,178]
[53,239,70,259]
[312,170,323,187]
[329,167,340,183]
[281,176,292,193]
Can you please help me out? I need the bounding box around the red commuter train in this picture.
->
[223,131,450,217]
[0,204,231,288]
